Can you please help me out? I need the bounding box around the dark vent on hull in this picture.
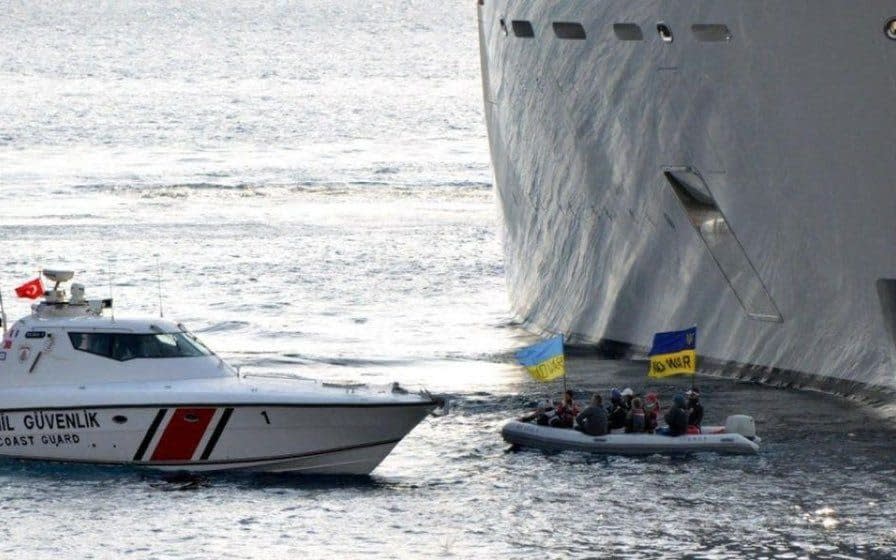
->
[553,22,586,40]
[664,168,782,322]
[613,23,643,41]
[692,24,732,42]
[876,279,896,351]
[511,20,534,38]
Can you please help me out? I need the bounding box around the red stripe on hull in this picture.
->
[151,408,216,461]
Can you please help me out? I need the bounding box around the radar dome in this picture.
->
[43,270,74,283]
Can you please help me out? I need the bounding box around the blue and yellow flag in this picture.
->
[648,327,697,378]
[516,335,565,382]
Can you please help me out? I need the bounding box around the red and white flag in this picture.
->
[14,278,44,299]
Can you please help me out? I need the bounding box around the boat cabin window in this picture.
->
[68,332,213,361]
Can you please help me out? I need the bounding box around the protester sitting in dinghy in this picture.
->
[621,387,635,411]
[624,397,646,433]
[575,394,608,436]
[686,388,704,433]
[606,388,627,430]
[657,393,689,436]
[550,390,580,428]
[643,392,660,433]
[521,397,555,424]
[533,390,579,427]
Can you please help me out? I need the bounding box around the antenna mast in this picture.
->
[0,284,7,337]
[156,255,164,318]
[107,260,115,321]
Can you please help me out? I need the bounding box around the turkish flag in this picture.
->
[14,278,44,299]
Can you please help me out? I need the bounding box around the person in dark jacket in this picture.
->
[621,387,635,411]
[606,388,627,430]
[526,397,556,425]
[575,394,608,435]
[659,393,688,436]
[686,388,704,432]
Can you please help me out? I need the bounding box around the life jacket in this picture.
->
[556,402,579,415]
[643,405,659,431]
[552,402,579,428]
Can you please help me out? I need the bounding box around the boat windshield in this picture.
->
[68,331,213,362]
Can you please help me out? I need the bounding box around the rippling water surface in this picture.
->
[1,1,895,558]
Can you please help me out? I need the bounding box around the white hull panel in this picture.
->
[0,402,433,474]
[161,441,402,475]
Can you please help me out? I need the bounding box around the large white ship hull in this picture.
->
[479,2,896,395]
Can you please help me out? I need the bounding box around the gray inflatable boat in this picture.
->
[502,415,760,456]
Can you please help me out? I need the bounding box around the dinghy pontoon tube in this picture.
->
[502,415,760,456]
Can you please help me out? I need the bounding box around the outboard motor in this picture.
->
[725,415,756,439]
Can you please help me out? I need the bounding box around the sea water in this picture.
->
[1,1,895,558]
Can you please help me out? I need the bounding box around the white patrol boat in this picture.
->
[502,416,760,456]
[0,270,444,475]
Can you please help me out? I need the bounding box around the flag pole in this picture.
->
[0,285,7,337]
[691,324,697,391]
[561,334,567,395]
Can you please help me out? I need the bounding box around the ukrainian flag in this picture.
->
[648,327,697,378]
[516,335,565,382]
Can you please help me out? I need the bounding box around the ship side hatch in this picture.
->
[875,279,896,356]
[664,168,782,322]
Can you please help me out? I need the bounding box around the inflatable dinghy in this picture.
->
[502,415,760,455]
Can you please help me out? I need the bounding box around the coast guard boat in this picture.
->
[0,270,443,474]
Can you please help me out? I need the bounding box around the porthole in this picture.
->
[657,23,673,43]
[886,18,896,40]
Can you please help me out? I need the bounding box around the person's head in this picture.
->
[632,397,643,410]
[673,393,686,408]
[591,393,602,406]
[611,388,622,403]
[563,389,574,404]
